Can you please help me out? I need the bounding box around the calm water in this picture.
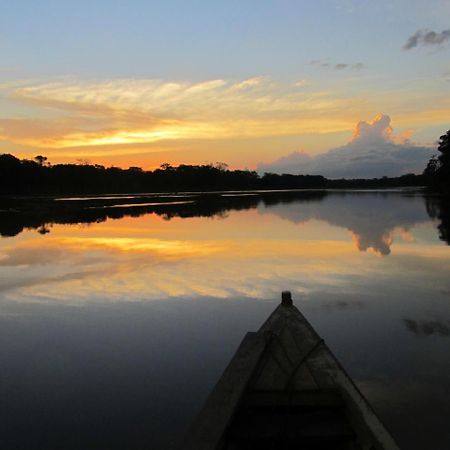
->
[0,191,449,450]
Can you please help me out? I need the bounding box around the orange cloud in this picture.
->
[1,75,449,168]
[1,78,359,151]
[350,114,418,145]
[350,113,394,142]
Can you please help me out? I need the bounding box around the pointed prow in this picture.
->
[281,290,293,306]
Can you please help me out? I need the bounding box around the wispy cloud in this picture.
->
[0,77,361,149]
[403,29,450,50]
[310,60,365,70]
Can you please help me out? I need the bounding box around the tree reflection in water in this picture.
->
[426,195,450,245]
[1,190,449,251]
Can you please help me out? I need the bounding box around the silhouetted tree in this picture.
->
[423,155,440,179]
[0,153,21,168]
[426,129,450,191]
[34,155,48,166]
[0,152,426,195]
[76,158,91,165]
[437,130,450,182]
[438,130,450,161]
[214,162,229,171]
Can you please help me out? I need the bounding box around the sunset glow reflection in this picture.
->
[1,197,448,305]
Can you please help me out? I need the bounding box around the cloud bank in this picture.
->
[403,29,450,50]
[257,114,433,178]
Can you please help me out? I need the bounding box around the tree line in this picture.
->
[0,153,427,195]
[1,127,448,195]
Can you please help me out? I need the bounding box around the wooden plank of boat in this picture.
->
[183,291,400,450]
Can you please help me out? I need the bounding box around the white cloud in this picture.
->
[257,114,433,178]
[293,79,309,88]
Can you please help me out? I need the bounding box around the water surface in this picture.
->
[0,191,449,449]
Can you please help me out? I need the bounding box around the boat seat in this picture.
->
[223,389,360,450]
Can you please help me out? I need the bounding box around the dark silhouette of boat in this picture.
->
[184,292,399,449]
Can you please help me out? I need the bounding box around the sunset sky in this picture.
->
[1,0,449,172]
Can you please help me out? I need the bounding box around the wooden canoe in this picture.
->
[183,292,400,450]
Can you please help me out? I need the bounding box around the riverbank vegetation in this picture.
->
[1,127,448,195]
[423,129,450,193]
[0,153,426,195]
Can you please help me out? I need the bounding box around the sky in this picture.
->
[0,0,449,175]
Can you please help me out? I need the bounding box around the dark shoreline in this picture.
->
[0,153,428,196]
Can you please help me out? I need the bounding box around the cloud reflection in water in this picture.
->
[0,192,448,305]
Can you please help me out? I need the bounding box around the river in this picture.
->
[0,190,449,449]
